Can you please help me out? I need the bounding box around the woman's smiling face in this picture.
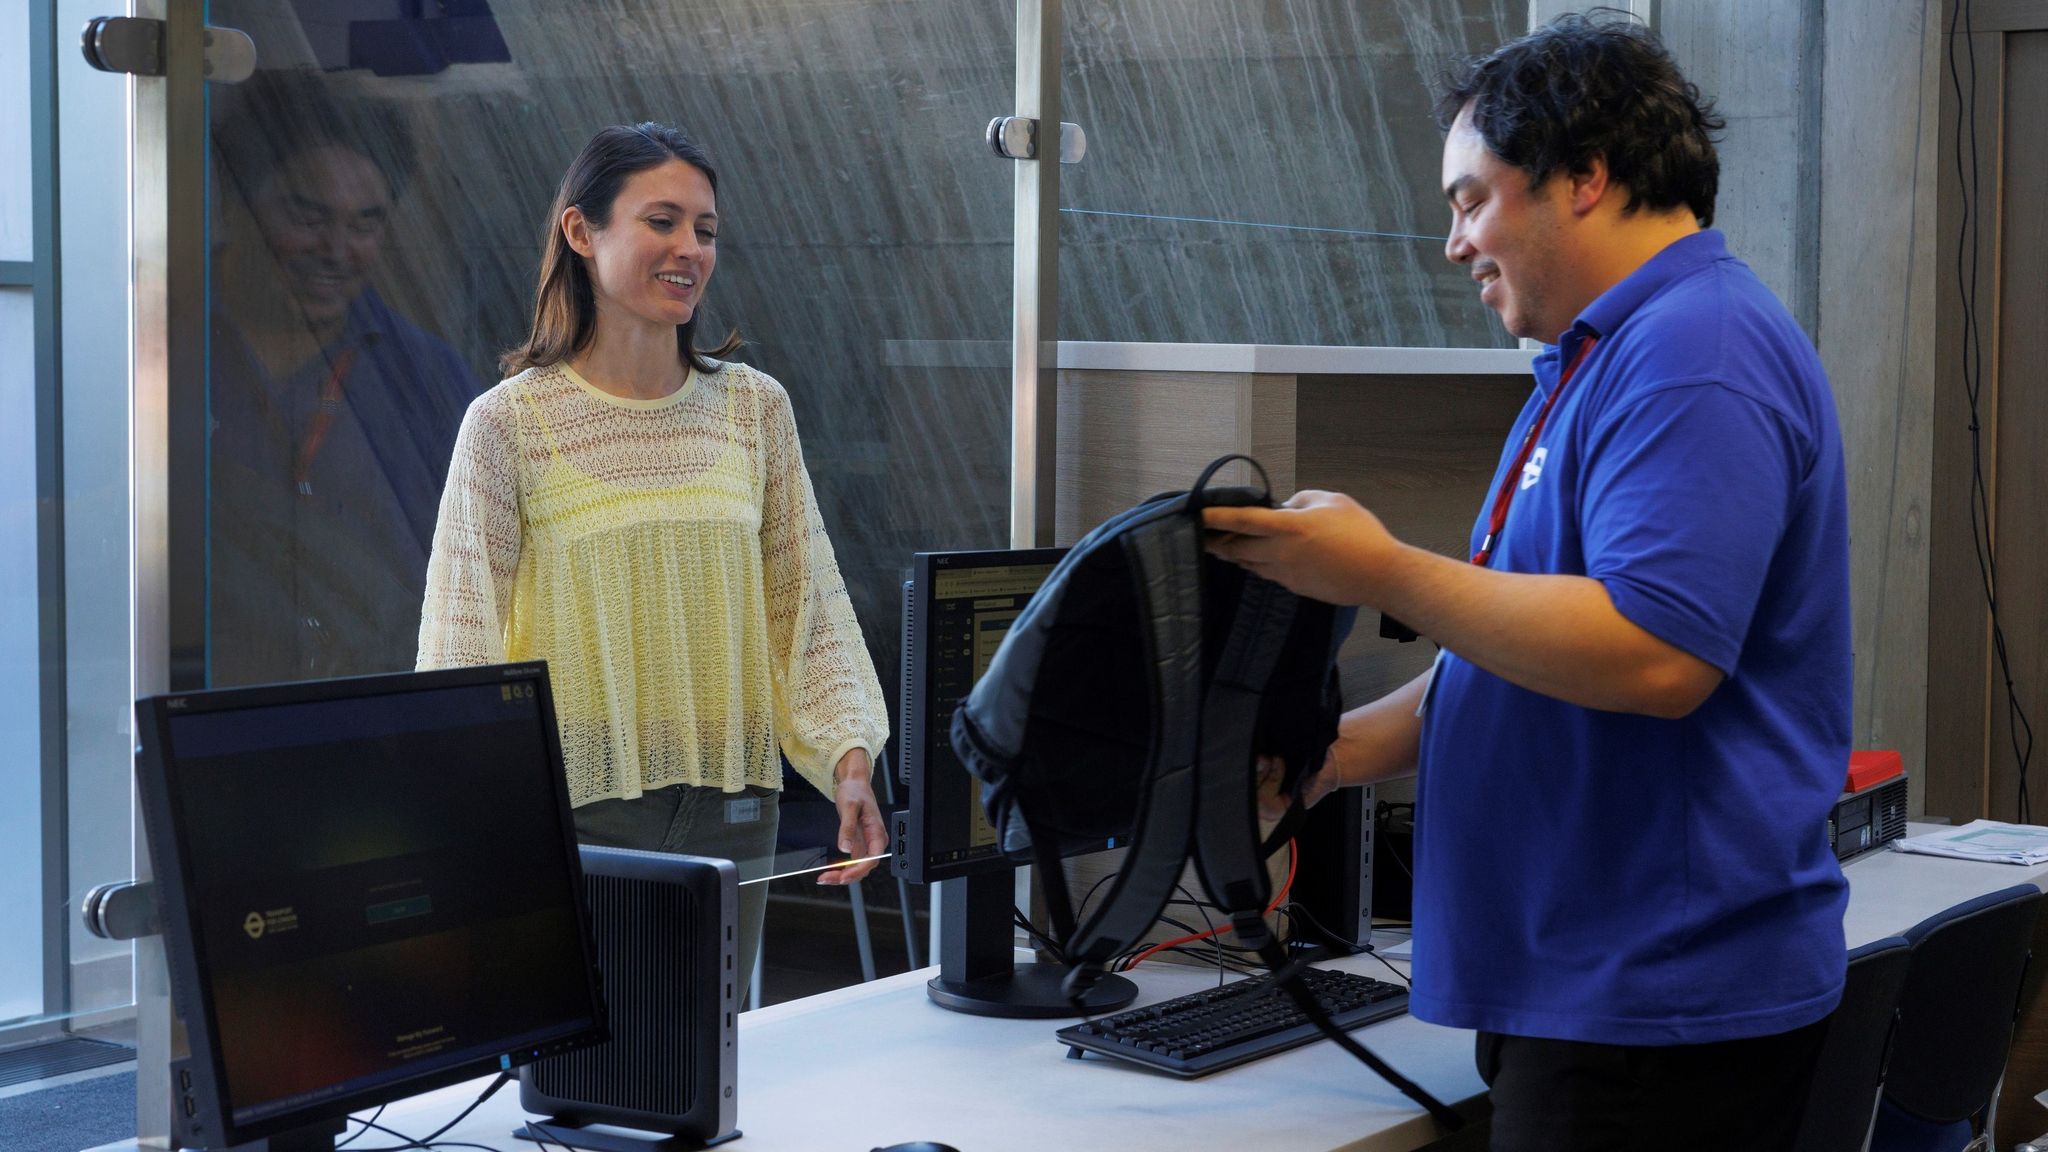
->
[567,157,719,334]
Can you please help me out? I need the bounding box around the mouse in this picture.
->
[871,1143,963,1152]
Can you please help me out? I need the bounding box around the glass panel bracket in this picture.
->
[79,16,255,83]
[81,880,160,942]
[986,117,1088,164]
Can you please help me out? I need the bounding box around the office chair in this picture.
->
[1793,935,1912,1152]
[1869,883,2042,1152]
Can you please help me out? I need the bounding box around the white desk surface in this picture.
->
[391,947,1476,1152]
[1842,823,2048,946]
[90,825,2048,1152]
[370,827,2048,1152]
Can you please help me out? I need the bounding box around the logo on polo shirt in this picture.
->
[1520,446,1549,490]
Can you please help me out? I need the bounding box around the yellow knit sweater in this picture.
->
[417,359,888,807]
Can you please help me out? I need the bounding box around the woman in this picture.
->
[417,123,890,987]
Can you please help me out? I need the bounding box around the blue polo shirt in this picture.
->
[1408,230,1851,1045]
[209,288,481,686]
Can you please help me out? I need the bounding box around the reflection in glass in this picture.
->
[197,1,1019,1005]
[208,71,484,688]
[1060,0,1519,347]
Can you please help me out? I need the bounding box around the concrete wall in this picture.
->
[1534,0,1941,809]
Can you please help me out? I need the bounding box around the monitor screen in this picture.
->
[897,548,1122,884]
[137,663,605,1148]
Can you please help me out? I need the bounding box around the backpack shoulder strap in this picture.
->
[1191,573,1296,916]
[1058,516,1206,974]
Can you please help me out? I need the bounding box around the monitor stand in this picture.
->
[513,1120,741,1151]
[221,1116,346,1151]
[925,868,1136,1018]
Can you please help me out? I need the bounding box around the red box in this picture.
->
[1846,749,1905,794]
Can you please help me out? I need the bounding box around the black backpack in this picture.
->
[951,455,1345,965]
[949,454,1460,1129]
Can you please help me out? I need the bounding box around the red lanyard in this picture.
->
[1471,336,1597,566]
[293,346,357,497]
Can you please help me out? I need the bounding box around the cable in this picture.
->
[349,1115,500,1152]
[348,1071,512,1152]
[335,1104,386,1149]
[1011,907,1067,961]
[1141,945,1264,977]
[1108,885,1225,972]
[1121,841,1297,971]
[1949,0,2035,822]
[1277,901,1412,988]
[1074,870,1120,922]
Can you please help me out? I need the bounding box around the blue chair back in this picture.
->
[1870,882,2042,1151]
[1795,935,1912,1152]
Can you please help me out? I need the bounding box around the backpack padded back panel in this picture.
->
[951,459,1352,975]
[1015,537,1157,845]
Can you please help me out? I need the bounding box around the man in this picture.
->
[209,72,482,687]
[1206,14,1849,1150]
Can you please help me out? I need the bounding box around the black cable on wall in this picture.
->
[1947,0,2035,822]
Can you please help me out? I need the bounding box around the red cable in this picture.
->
[1123,839,1298,970]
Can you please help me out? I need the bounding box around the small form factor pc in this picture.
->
[1830,749,1910,862]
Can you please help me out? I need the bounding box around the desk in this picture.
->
[88,828,2048,1152]
[353,947,1478,1152]
[1841,824,2048,945]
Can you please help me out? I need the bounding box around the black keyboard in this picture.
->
[1055,965,1409,1078]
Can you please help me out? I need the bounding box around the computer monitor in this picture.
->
[892,548,1136,1017]
[135,663,607,1152]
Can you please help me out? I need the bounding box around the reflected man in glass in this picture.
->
[209,70,483,687]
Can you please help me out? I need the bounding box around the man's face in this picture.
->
[249,144,393,327]
[1441,107,1576,343]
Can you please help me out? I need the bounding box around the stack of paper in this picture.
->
[1890,820,2048,865]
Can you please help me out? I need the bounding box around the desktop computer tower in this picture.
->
[1290,785,1375,953]
[518,847,740,1150]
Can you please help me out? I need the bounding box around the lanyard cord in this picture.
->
[293,345,358,496]
[1470,336,1598,567]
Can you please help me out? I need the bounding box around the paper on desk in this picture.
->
[1890,819,2048,865]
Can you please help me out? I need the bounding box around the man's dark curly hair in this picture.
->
[1434,10,1725,227]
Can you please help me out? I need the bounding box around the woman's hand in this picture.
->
[818,748,888,885]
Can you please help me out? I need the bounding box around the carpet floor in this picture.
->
[0,1070,135,1152]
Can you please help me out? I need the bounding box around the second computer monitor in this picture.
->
[897,547,1082,884]
[893,548,1141,1017]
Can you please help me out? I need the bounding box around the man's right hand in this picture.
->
[1203,490,1401,608]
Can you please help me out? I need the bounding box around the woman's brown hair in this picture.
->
[502,122,742,377]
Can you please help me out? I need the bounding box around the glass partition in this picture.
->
[0,287,36,1028]
[195,1,1017,1006]
[1059,0,1518,348]
[0,0,141,1043]
[0,0,28,262]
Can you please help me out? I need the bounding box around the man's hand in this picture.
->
[1203,490,1401,607]
[818,748,887,885]
[1255,753,1339,823]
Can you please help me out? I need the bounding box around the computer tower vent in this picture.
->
[1876,777,1909,844]
[519,847,738,1146]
